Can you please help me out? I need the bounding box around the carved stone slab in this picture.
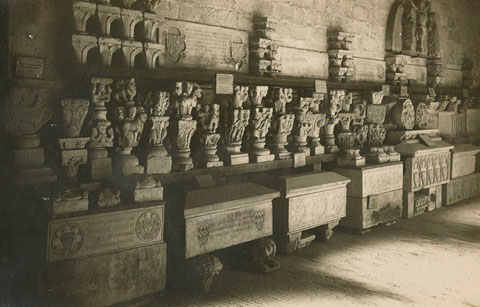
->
[334,162,403,198]
[184,183,279,258]
[46,243,166,307]
[48,205,164,262]
[340,189,403,231]
[352,58,386,82]
[403,150,452,192]
[158,20,249,73]
[439,111,466,137]
[443,172,480,206]
[451,144,480,179]
[279,47,328,78]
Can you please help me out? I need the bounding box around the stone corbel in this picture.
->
[98,37,122,66]
[97,4,121,37]
[73,1,97,35]
[143,42,164,69]
[121,8,144,40]
[72,34,98,65]
[122,40,143,68]
[143,12,164,43]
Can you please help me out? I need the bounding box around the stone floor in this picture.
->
[135,196,480,307]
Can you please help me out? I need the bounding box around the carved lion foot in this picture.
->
[186,254,223,294]
[249,238,281,274]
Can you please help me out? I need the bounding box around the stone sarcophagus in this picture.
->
[334,162,403,232]
[270,172,350,253]
[45,204,166,306]
[184,183,278,259]
[443,172,480,206]
[394,135,453,218]
[450,144,480,179]
[170,182,279,293]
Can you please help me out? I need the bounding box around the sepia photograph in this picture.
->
[0,0,479,306]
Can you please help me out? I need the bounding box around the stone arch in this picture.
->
[111,49,126,67]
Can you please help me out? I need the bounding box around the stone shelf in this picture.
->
[153,154,336,185]
[77,66,472,96]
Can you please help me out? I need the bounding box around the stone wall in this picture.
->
[6,0,480,86]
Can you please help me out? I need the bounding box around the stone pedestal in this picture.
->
[11,135,57,186]
[269,172,350,253]
[171,119,197,171]
[247,108,275,163]
[88,78,114,181]
[114,148,144,176]
[306,113,326,156]
[221,108,250,166]
[268,114,294,160]
[45,204,165,306]
[334,162,404,232]
[145,146,172,174]
[323,120,339,153]
[196,133,223,168]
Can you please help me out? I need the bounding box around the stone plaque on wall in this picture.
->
[280,47,328,79]
[48,205,164,262]
[353,58,385,82]
[158,20,249,73]
[405,64,427,85]
[15,56,45,79]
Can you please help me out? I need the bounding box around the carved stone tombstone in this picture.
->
[4,87,57,185]
[169,82,200,171]
[221,86,251,165]
[143,91,172,174]
[112,78,146,176]
[195,104,223,168]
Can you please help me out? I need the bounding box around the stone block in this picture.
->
[53,191,89,216]
[13,147,44,168]
[46,243,166,307]
[250,154,275,163]
[223,153,249,166]
[146,155,172,174]
[184,183,279,258]
[334,162,403,198]
[134,186,164,203]
[89,157,112,181]
[16,167,57,186]
[47,204,164,262]
[340,189,403,231]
